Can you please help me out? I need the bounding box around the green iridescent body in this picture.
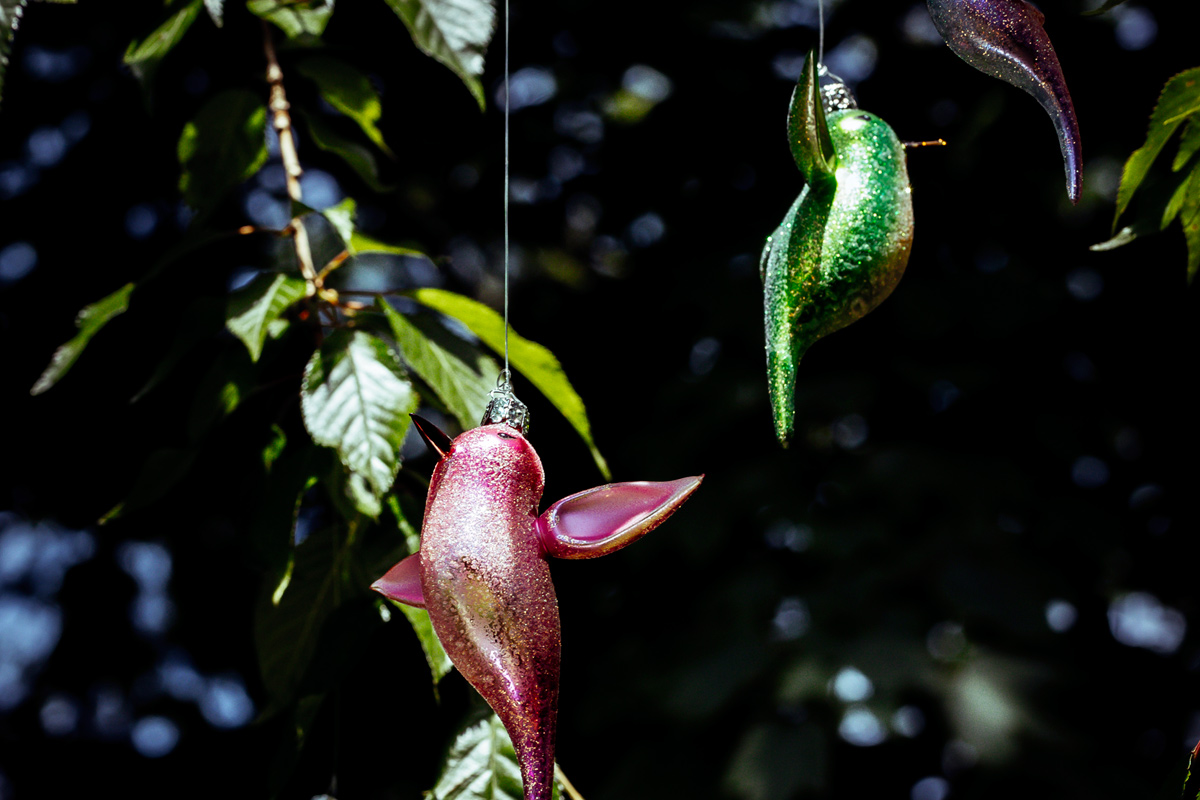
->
[762,61,913,446]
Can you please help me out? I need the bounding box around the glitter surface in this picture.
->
[762,108,914,445]
[926,0,1081,202]
[419,423,560,800]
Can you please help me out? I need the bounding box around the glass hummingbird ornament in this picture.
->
[372,383,702,800]
[762,52,914,446]
[926,0,1082,202]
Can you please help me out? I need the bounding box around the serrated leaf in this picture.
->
[178,89,268,215]
[204,0,223,25]
[384,0,495,111]
[1181,165,1200,281]
[381,300,500,430]
[31,283,134,395]
[787,50,836,186]
[409,288,609,480]
[295,56,392,156]
[124,0,202,84]
[226,272,309,362]
[248,0,334,38]
[1114,67,1200,225]
[301,330,419,509]
[300,109,395,193]
[430,715,563,800]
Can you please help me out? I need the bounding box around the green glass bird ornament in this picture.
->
[762,53,913,446]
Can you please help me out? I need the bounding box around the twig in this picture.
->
[262,21,319,291]
[554,764,587,800]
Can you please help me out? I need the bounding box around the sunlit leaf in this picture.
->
[301,329,419,512]
[1161,169,1195,230]
[318,196,356,248]
[1173,118,1200,172]
[123,0,203,83]
[384,0,495,111]
[248,0,334,38]
[300,109,395,193]
[178,89,268,214]
[204,0,223,26]
[1114,67,1200,225]
[295,55,392,156]
[409,288,610,479]
[226,272,309,362]
[31,283,134,395]
[382,300,500,430]
[430,714,563,800]
[349,230,426,257]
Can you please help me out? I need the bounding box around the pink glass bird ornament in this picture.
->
[926,0,1082,202]
[372,387,702,800]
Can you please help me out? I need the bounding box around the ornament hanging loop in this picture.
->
[482,369,530,433]
[816,64,857,113]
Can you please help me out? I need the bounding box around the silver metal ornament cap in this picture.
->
[481,370,529,433]
[816,65,858,113]
[820,81,858,113]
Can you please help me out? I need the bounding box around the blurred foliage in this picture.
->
[1094,66,1200,280]
[0,1,1197,799]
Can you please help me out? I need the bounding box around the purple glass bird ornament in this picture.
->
[372,389,702,800]
[926,0,1082,202]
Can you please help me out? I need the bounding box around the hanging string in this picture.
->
[502,0,511,386]
[817,0,825,67]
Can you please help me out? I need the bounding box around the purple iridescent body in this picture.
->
[926,0,1082,202]
[373,418,701,800]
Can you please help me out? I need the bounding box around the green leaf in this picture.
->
[409,288,610,480]
[349,230,427,258]
[1181,164,1200,281]
[226,272,309,362]
[787,50,836,186]
[381,300,500,431]
[124,0,203,84]
[301,329,419,511]
[1161,169,1195,230]
[178,89,268,214]
[430,714,563,800]
[384,0,496,111]
[1173,118,1200,172]
[255,523,354,708]
[318,196,356,248]
[131,295,226,403]
[1081,0,1129,15]
[100,448,198,523]
[31,283,134,395]
[185,348,257,442]
[1114,67,1200,225]
[1,0,28,109]
[299,109,395,193]
[263,423,288,472]
[247,0,334,38]
[295,55,392,156]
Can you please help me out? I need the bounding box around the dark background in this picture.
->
[1,1,1197,798]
